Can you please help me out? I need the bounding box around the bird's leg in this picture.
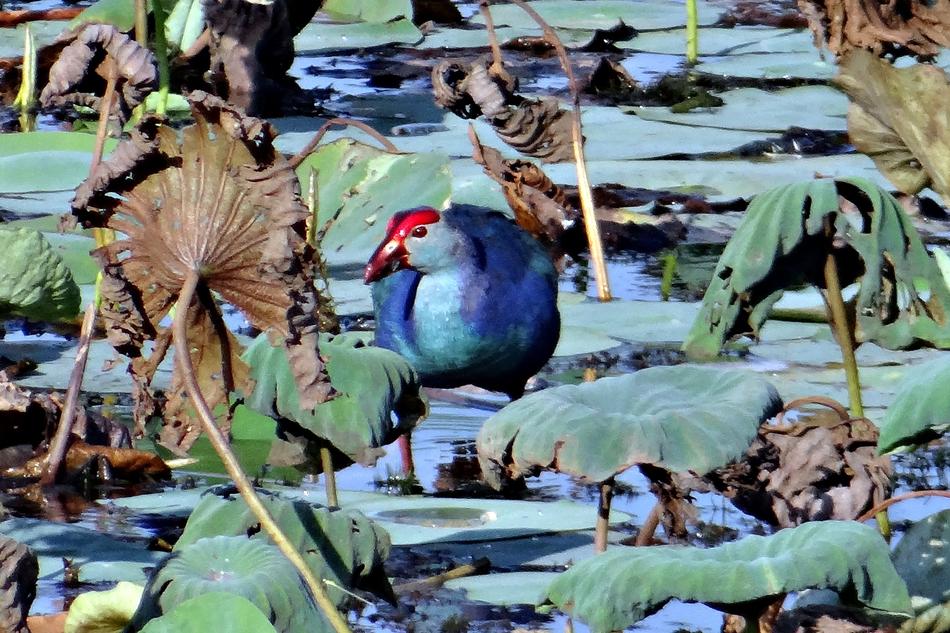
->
[397,432,415,475]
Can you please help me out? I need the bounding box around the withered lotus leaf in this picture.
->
[432,59,574,163]
[72,92,331,452]
[40,24,157,122]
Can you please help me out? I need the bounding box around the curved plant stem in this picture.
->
[685,0,698,64]
[478,1,505,75]
[173,270,353,633]
[856,490,950,523]
[507,0,611,301]
[91,60,119,304]
[289,118,399,169]
[41,302,96,485]
[594,477,615,552]
[776,396,850,424]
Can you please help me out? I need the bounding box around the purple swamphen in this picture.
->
[364,205,561,472]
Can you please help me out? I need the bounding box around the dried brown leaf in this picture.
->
[470,132,577,248]
[62,440,171,480]
[689,409,891,528]
[39,24,156,122]
[837,50,950,202]
[72,92,330,451]
[797,0,950,59]
[433,58,573,162]
[0,535,38,633]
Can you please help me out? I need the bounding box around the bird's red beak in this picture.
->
[364,238,409,284]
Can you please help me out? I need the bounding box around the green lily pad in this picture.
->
[131,536,325,633]
[106,487,632,545]
[322,0,412,22]
[621,26,815,55]
[0,132,117,194]
[478,365,782,486]
[69,0,135,31]
[630,85,848,132]
[293,138,451,269]
[471,0,720,31]
[683,178,950,358]
[64,581,143,633]
[294,18,422,53]
[445,572,561,606]
[545,521,913,633]
[242,331,426,466]
[0,226,81,322]
[175,491,392,607]
[891,510,950,626]
[0,22,66,58]
[139,592,279,633]
[0,518,162,581]
[557,296,700,353]
[696,51,837,80]
[878,356,950,453]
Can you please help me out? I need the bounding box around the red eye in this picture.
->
[411,226,428,238]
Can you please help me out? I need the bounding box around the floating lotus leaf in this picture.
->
[131,536,325,633]
[64,581,143,633]
[892,510,950,633]
[174,490,393,607]
[878,356,950,453]
[242,331,426,466]
[545,521,913,633]
[71,92,329,450]
[838,51,950,204]
[139,592,278,633]
[683,177,950,358]
[322,0,412,22]
[0,227,80,322]
[477,365,782,486]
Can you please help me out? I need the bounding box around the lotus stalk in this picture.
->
[41,302,97,485]
[173,270,353,633]
[685,0,699,64]
[305,167,341,508]
[594,477,615,552]
[507,0,612,301]
[821,220,863,419]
